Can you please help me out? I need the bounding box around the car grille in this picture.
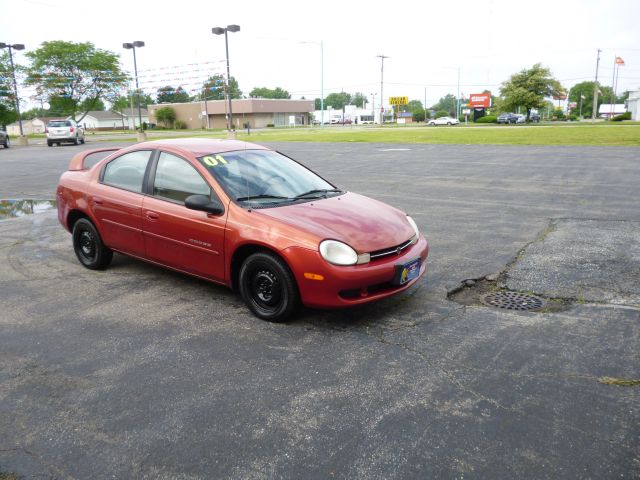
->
[369,236,415,261]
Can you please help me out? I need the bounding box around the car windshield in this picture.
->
[49,121,72,127]
[198,149,340,207]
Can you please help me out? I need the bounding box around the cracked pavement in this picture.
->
[1,142,639,479]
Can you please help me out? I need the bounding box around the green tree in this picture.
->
[407,100,423,113]
[0,51,18,125]
[200,74,241,101]
[24,41,128,122]
[154,106,176,128]
[111,89,153,111]
[432,94,457,116]
[324,92,351,110]
[21,107,49,120]
[155,86,191,104]
[567,81,614,118]
[314,98,323,110]
[351,92,368,108]
[500,63,563,121]
[412,109,426,122]
[78,97,106,112]
[249,86,291,99]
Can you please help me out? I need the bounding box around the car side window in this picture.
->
[153,152,211,203]
[102,150,152,193]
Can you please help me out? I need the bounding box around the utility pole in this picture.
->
[424,87,427,123]
[377,54,389,124]
[592,48,601,121]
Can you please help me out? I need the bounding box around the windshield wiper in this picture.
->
[236,194,293,202]
[294,188,343,199]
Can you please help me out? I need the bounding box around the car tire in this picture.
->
[47,141,53,147]
[239,252,299,322]
[80,137,85,144]
[72,218,113,270]
[56,142,61,146]
[73,137,79,145]
[447,122,451,126]
[3,137,9,148]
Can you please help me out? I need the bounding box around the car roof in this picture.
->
[135,138,270,156]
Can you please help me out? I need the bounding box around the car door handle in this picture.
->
[145,211,160,221]
[93,197,104,205]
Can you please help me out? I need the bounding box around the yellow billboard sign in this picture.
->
[389,96,409,105]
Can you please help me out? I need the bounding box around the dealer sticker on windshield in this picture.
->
[394,258,420,286]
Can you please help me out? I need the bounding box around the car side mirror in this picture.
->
[185,194,224,215]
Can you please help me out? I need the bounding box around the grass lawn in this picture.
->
[229,123,640,146]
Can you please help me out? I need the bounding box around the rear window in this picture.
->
[48,121,72,127]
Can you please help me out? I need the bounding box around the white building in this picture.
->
[312,105,391,125]
[627,90,640,121]
[73,111,126,130]
[597,104,626,119]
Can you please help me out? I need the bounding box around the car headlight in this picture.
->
[406,215,420,238]
[319,240,358,266]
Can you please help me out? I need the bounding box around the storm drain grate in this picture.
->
[482,291,544,311]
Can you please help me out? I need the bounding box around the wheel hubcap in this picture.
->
[252,269,280,306]
[79,230,95,258]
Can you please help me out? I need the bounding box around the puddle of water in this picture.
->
[0,199,57,220]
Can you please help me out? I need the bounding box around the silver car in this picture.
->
[0,128,8,149]
[46,120,85,146]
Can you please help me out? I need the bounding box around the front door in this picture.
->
[90,150,153,256]
[142,151,227,282]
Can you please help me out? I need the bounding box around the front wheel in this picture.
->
[239,252,299,322]
[72,218,113,269]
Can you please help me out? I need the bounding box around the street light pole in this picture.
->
[123,41,145,131]
[1,42,25,140]
[377,54,389,124]
[592,48,601,122]
[213,25,240,132]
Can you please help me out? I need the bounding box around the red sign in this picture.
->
[468,93,491,108]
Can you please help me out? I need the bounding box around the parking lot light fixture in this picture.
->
[1,42,26,141]
[212,25,240,132]
[123,41,145,132]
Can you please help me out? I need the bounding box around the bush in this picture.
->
[568,114,578,122]
[611,111,631,121]
[174,120,187,129]
[266,123,275,128]
[155,106,176,128]
[475,115,497,124]
[434,110,449,119]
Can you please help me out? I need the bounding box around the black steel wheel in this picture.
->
[239,252,299,322]
[72,218,113,269]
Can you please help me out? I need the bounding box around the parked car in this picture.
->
[515,114,527,124]
[0,127,8,149]
[427,116,459,126]
[46,120,85,146]
[529,112,541,123]
[57,139,429,322]
[497,113,519,124]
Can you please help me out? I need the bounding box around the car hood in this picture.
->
[255,192,415,253]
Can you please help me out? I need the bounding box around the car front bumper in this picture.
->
[282,235,429,309]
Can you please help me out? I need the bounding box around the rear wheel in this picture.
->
[239,252,299,322]
[47,141,53,147]
[3,137,9,148]
[72,218,113,270]
[73,136,79,145]
[80,137,85,144]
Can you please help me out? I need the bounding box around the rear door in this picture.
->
[142,151,227,282]
[90,150,153,256]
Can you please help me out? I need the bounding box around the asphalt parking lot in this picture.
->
[1,140,639,479]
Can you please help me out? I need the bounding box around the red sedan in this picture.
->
[57,139,429,321]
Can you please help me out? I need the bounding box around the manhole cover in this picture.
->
[482,291,544,311]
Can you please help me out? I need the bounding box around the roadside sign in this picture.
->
[389,96,409,105]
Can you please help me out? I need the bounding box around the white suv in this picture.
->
[46,120,85,147]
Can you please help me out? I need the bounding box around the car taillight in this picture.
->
[70,127,74,133]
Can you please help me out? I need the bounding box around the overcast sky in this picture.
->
[3,0,640,108]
